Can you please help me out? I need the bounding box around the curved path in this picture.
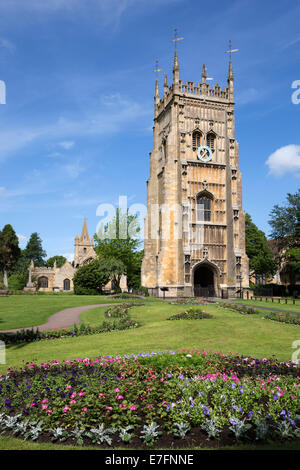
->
[0,303,122,334]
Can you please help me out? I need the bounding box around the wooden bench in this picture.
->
[0,290,10,296]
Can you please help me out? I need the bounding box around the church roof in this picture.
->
[80,217,90,243]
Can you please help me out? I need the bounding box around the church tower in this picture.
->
[74,218,97,267]
[141,47,249,298]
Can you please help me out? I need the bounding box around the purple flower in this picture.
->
[272,395,279,400]
[248,411,253,419]
[230,417,236,426]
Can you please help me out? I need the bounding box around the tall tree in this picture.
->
[73,258,120,295]
[23,232,46,267]
[46,255,67,268]
[245,214,277,279]
[0,224,21,288]
[94,209,142,289]
[268,189,300,246]
[268,190,300,285]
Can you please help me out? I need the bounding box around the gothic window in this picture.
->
[162,137,167,160]
[207,132,216,152]
[38,276,48,288]
[197,194,212,221]
[192,131,202,150]
[63,279,71,291]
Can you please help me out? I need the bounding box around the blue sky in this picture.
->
[0,0,300,260]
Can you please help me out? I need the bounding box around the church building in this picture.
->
[29,219,127,292]
[142,47,250,298]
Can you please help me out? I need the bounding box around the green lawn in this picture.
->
[231,298,300,313]
[1,300,299,376]
[0,298,299,451]
[0,294,145,330]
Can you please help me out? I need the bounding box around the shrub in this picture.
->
[168,308,213,320]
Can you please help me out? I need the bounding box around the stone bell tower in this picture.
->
[141,47,249,298]
[74,218,97,267]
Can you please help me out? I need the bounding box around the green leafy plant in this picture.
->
[140,422,162,447]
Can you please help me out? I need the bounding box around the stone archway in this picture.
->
[193,261,220,298]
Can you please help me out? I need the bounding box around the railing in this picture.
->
[179,81,229,99]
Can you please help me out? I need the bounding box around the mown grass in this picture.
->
[0,299,299,451]
[231,298,300,313]
[0,294,146,330]
[0,301,299,377]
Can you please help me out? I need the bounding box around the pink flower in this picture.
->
[119,404,126,409]
[147,405,153,409]
[30,403,36,407]
[42,399,47,403]
[66,385,72,389]
[71,392,77,398]
[105,407,113,411]
[63,407,70,412]
[79,392,85,397]
[46,409,52,414]
[42,404,48,410]
[114,388,120,393]
[116,395,124,400]
[98,393,105,398]
[70,400,76,404]
[82,407,87,412]
[130,405,137,411]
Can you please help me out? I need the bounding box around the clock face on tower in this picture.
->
[197,145,213,162]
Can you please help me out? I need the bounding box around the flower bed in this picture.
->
[0,304,140,345]
[0,350,299,449]
[167,309,213,321]
[264,312,300,326]
[170,298,216,305]
[218,303,257,315]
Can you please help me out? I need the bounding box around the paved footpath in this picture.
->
[0,303,122,334]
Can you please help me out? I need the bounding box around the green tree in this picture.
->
[268,190,300,284]
[23,232,46,267]
[268,189,300,245]
[94,209,143,290]
[245,214,277,279]
[73,258,121,295]
[0,224,21,288]
[46,255,67,268]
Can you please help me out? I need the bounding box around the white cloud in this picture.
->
[266,145,300,177]
[0,93,149,161]
[236,88,260,106]
[17,234,28,247]
[62,253,74,263]
[61,158,85,179]
[59,141,75,150]
[0,37,15,53]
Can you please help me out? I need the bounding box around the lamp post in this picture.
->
[237,274,242,299]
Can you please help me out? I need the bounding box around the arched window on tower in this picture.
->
[207,132,216,153]
[197,192,213,222]
[192,130,202,151]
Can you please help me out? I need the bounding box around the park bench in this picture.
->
[0,290,10,296]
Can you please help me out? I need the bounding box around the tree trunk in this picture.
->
[3,269,8,288]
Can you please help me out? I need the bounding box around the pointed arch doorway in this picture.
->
[193,262,218,298]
